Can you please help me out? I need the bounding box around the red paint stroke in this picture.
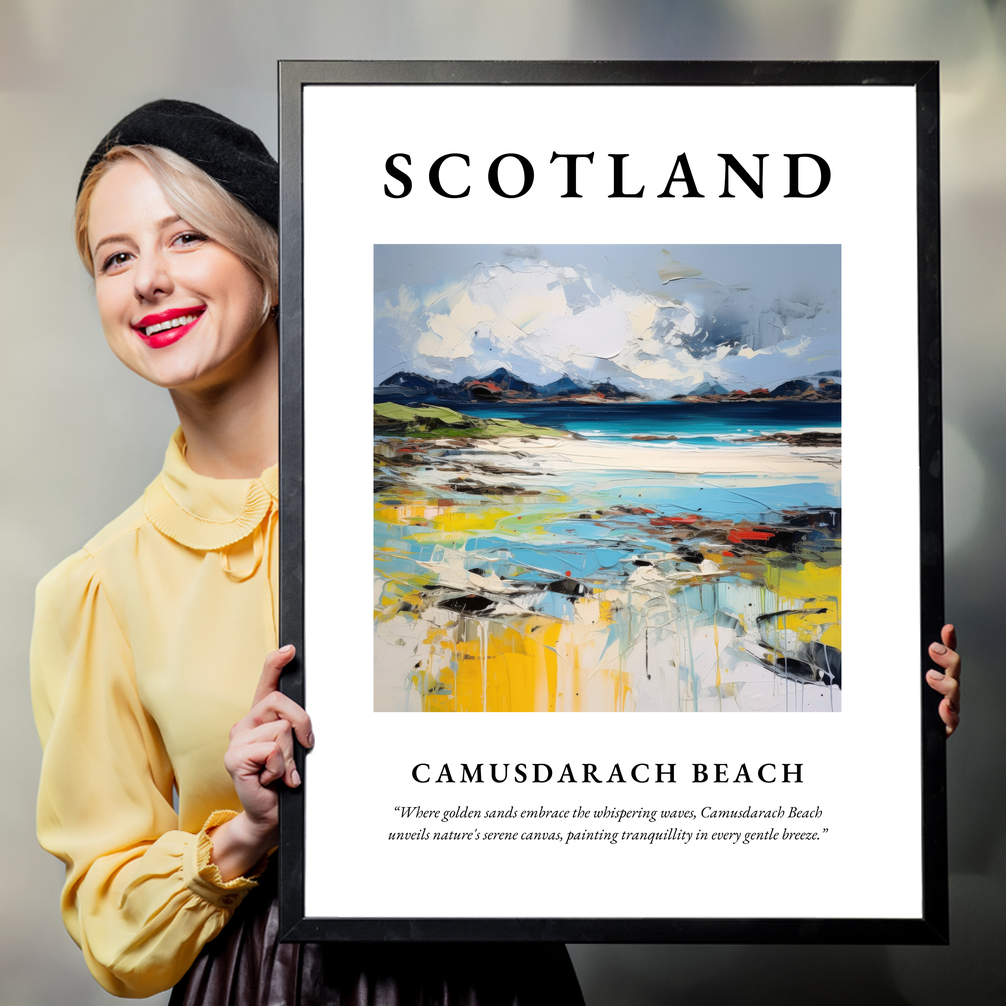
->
[727,527,774,543]
[650,514,700,527]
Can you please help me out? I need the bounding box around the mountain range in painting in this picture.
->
[377,367,842,405]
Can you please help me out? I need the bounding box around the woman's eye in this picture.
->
[101,251,132,273]
[173,231,208,248]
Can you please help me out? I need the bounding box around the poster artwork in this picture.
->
[373,244,841,714]
[286,64,943,941]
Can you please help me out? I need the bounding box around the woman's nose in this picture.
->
[133,249,173,302]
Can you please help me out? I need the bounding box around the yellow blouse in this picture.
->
[31,429,279,998]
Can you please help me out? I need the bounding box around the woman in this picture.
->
[31,100,586,1003]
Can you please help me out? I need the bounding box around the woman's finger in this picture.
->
[242,690,313,748]
[941,623,957,652]
[252,644,296,707]
[256,742,287,787]
[926,668,960,737]
[928,641,961,682]
[233,718,300,788]
[224,739,287,787]
[939,698,961,737]
[925,669,959,703]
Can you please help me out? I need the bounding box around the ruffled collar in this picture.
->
[143,428,278,551]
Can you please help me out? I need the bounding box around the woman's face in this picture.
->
[87,158,269,392]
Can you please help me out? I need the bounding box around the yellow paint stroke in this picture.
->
[553,599,633,712]
[429,507,514,532]
[713,617,722,691]
[375,501,587,537]
[375,502,454,524]
[760,560,842,650]
[418,616,562,712]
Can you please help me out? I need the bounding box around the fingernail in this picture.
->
[931,643,947,654]
[928,670,944,679]
[306,732,315,748]
[280,644,295,654]
[292,768,301,787]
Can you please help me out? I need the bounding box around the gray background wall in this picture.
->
[1,2,1002,1003]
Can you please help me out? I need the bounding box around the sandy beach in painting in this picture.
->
[373,244,842,713]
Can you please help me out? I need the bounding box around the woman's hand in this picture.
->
[926,624,961,738]
[209,645,314,881]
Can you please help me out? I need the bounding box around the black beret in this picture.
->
[78,99,278,228]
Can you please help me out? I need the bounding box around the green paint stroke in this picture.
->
[374,402,571,440]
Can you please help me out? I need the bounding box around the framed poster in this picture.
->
[277,61,946,943]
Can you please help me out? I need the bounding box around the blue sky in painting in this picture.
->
[374,245,840,397]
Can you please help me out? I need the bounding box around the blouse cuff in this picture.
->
[183,810,269,909]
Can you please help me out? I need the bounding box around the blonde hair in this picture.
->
[75,145,278,322]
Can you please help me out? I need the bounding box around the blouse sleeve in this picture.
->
[31,549,262,998]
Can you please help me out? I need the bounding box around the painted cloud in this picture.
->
[374,244,840,397]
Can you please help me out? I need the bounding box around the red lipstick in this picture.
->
[132,306,205,349]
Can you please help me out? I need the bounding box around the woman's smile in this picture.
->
[133,306,207,348]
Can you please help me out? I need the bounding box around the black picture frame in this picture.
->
[277,60,945,944]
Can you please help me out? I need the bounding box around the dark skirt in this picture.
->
[169,870,585,1006]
